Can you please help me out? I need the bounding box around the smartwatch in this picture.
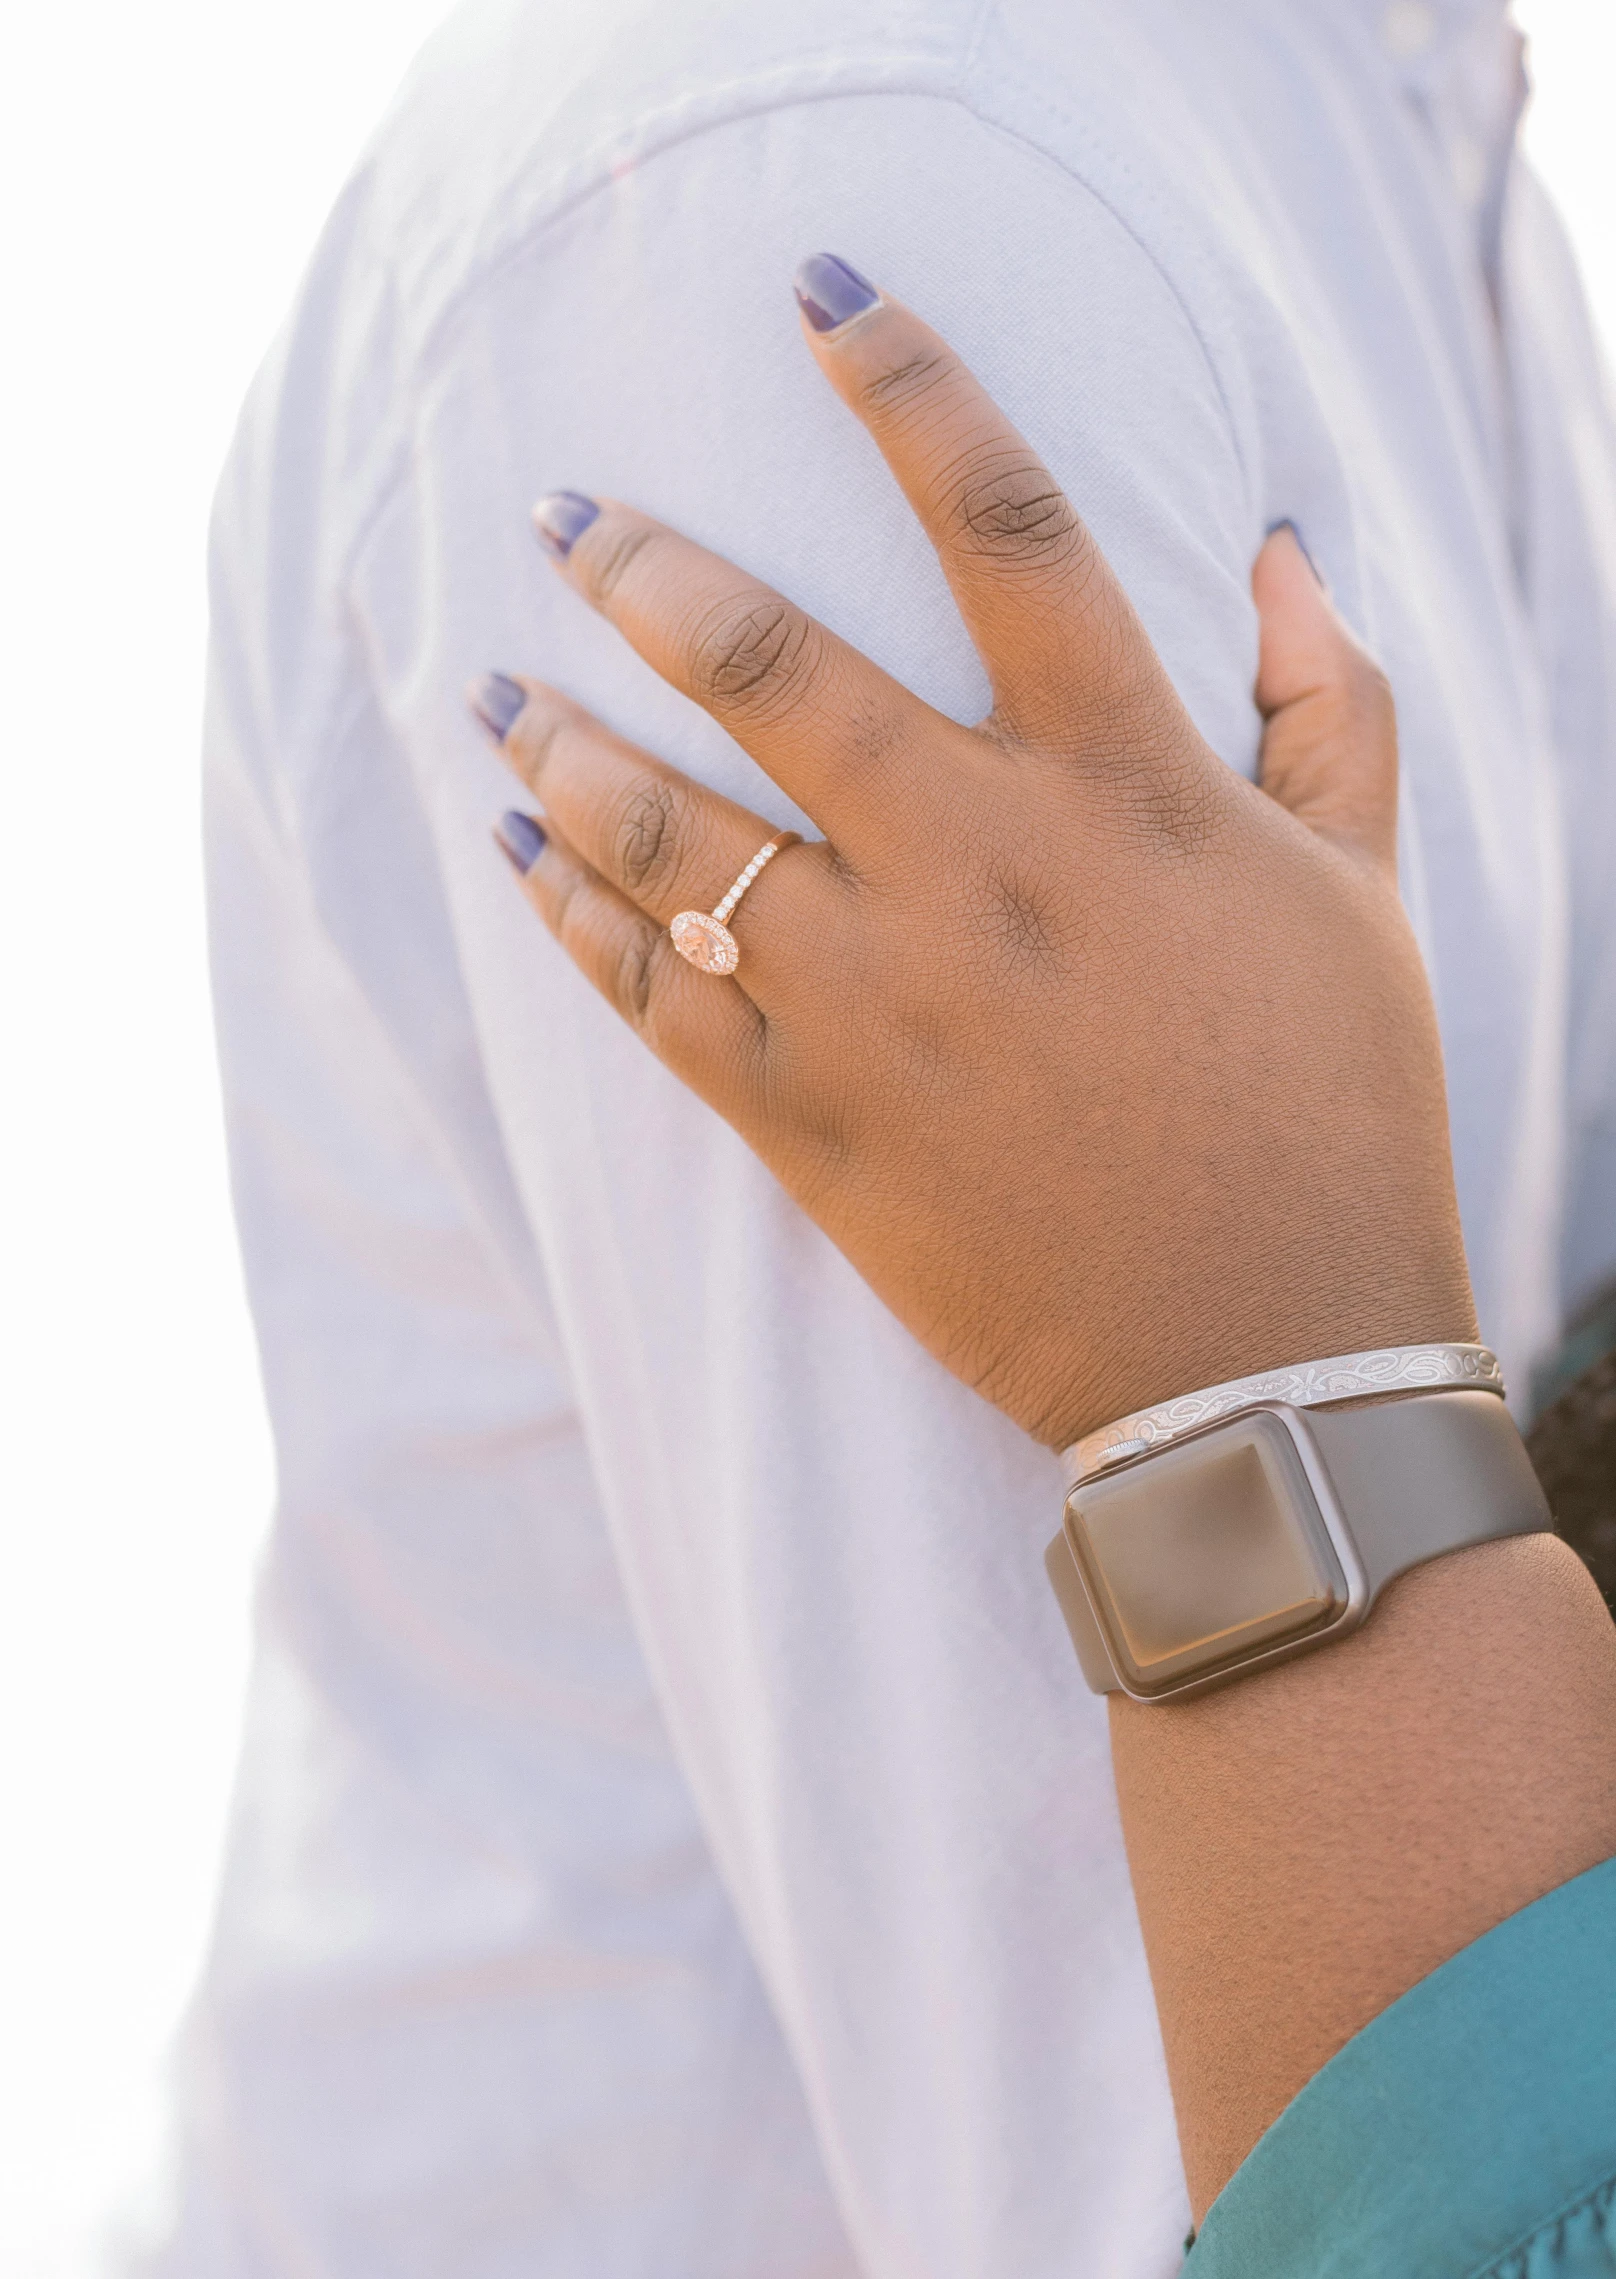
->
[1045,1346,1552,1702]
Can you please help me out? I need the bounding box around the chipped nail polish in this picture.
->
[532,491,601,560]
[495,811,547,874]
[470,672,528,743]
[794,252,880,334]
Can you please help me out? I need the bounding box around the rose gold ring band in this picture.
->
[669,833,801,976]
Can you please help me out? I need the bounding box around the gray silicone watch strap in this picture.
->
[1047,1389,1552,1696]
[1304,1390,1548,1588]
[1045,1523,1116,1691]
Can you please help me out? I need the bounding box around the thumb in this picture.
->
[1253,527,1399,877]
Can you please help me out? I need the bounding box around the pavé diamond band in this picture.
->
[1063,1342,1505,1486]
[669,833,801,976]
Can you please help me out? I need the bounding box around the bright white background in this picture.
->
[0,3,1610,2272]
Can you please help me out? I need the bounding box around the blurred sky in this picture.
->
[0,3,1611,2272]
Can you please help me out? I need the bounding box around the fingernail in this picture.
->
[495,811,547,874]
[794,252,880,334]
[1267,519,1325,589]
[532,491,601,560]
[469,672,527,743]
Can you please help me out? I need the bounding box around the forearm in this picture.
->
[1109,1530,1616,2221]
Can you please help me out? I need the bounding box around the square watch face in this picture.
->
[1064,1409,1350,1697]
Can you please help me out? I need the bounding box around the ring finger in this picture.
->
[481,675,834,996]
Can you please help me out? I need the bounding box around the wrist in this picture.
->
[1032,1237,1478,1455]
[1108,1534,1616,2219]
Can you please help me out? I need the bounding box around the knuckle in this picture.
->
[952,452,1081,572]
[1118,754,1225,863]
[546,857,590,938]
[578,520,658,607]
[854,347,954,423]
[974,864,1069,976]
[1084,689,1227,861]
[611,921,662,1030]
[610,777,690,895]
[690,596,821,719]
[835,684,908,776]
[816,835,867,900]
[507,705,571,792]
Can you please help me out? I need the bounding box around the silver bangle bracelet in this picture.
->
[1062,1342,1504,1486]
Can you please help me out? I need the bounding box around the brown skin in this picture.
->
[1112,1533,1616,2215]
[472,281,1616,2219]
[490,293,1474,1453]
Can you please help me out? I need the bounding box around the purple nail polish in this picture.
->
[794,252,880,334]
[495,811,547,874]
[532,491,601,560]
[469,672,527,743]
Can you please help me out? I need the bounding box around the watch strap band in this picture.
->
[1048,1389,1552,1697]
[1306,1389,1548,1594]
[1045,1521,1121,1694]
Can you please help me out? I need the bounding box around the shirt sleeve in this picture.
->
[149,420,861,2272]
[1186,1855,1616,2279]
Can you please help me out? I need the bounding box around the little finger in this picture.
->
[496,813,769,1112]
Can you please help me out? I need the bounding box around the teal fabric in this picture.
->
[1186,1856,1616,2278]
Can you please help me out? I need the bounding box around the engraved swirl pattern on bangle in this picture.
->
[1066,1343,1504,1484]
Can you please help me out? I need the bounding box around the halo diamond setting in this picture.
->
[670,910,740,975]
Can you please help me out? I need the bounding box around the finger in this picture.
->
[530,490,945,851]
[498,813,768,1110]
[471,676,835,999]
[1252,527,1399,876]
[794,256,1171,752]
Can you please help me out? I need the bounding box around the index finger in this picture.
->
[532,492,949,857]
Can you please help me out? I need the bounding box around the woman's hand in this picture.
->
[472,258,1475,1451]
[470,280,1616,2218]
